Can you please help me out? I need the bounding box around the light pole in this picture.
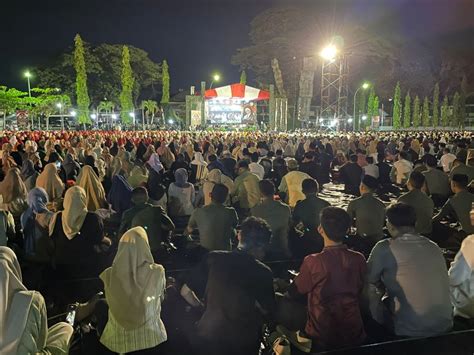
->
[353,82,370,131]
[210,74,220,89]
[24,71,32,97]
[56,103,64,130]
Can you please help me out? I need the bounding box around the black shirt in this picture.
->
[299,161,319,180]
[339,162,363,195]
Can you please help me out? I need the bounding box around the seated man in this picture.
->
[231,160,261,214]
[423,154,450,207]
[390,151,413,186]
[397,171,434,236]
[347,175,386,245]
[187,184,238,251]
[279,207,366,352]
[339,154,363,196]
[249,152,265,180]
[278,159,311,208]
[433,174,474,237]
[119,187,175,253]
[450,159,474,184]
[180,217,275,355]
[251,179,291,257]
[367,203,453,337]
[292,178,330,256]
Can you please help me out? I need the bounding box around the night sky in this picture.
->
[2,0,473,93]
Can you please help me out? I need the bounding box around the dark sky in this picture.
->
[2,0,473,93]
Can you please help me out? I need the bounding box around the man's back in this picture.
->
[233,171,260,209]
[398,189,434,235]
[423,168,450,197]
[279,170,311,207]
[450,164,474,184]
[367,234,452,337]
[447,190,474,234]
[293,195,330,231]
[339,162,363,195]
[347,193,386,241]
[299,161,319,180]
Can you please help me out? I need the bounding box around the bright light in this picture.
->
[70,111,76,117]
[91,114,97,119]
[56,103,62,109]
[388,98,393,102]
[111,114,117,119]
[168,119,174,124]
[24,71,31,78]
[348,118,353,123]
[320,44,338,61]
[362,83,370,89]
[362,115,367,121]
[129,112,135,118]
[212,74,221,82]
[330,119,337,127]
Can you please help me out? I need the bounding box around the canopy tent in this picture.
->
[205,83,270,101]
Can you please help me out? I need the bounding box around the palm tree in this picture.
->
[141,100,158,127]
[97,101,115,128]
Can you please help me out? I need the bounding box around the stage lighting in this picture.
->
[362,115,367,121]
[320,44,337,61]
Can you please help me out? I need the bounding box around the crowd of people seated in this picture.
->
[0,129,474,354]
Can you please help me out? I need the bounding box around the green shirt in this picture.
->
[293,194,330,231]
[232,170,261,209]
[398,189,434,235]
[188,202,238,251]
[434,190,474,234]
[450,164,474,184]
[347,193,386,241]
[251,198,292,256]
[423,168,450,197]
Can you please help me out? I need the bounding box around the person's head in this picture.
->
[423,154,437,168]
[267,151,275,159]
[174,168,189,187]
[238,216,272,260]
[287,159,298,171]
[318,207,351,245]
[377,153,385,163]
[452,159,463,168]
[258,179,275,199]
[176,153,185,162]
[407,171,425,191]
[48,151,60,163]
[360,175,378,195]
[302,178,319,195]
[349,154,358,163]
[237,160,249,175]
[208,154,217,163]
[131,186,148,205]
[386,203,417,237]
[251,152,259,163]
[303,151,314,162]
[210,183,228,204]
[276,149,283,157]
[451,174,468,193]
[399,151,409,161]
[443,147,450,154]
[366,156,374,165]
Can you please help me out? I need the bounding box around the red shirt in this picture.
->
[294,245,366,349]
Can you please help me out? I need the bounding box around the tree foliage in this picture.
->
[0,86,29,113]
[441,96,449,126]
[460,75,468,127]
[119,46,134,124]
[240,70,247,85]
[141,100,158,124]
[161,60,170,105]
[452,91,461,127]
[367,88,375,117]
[97,100,114,113]
[412,95,420,127]
[74,34,91,124]
[432,83,439,127]
[393,82,402,129]
[422,96,430,127]
[403,92,411,128]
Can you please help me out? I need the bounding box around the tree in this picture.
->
[355,90,366,131]
[161,60,170,105]
[119,46,134,124]
[73,34,91,125]
[367,88,375,118]
[240,70,247,85]
[441,96,449,126]
[412,95,420,127]
[432,83,439,127]
[403,92,411,128]
[97,100,115,113]
[141,100,158,125]
[0,86,29,113]
[452,91,461,127]
[422,96,430,127]
[460,75,468,128]
[393,82,402,129]
[371,95,379,127]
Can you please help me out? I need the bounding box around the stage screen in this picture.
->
[207,100,257,125]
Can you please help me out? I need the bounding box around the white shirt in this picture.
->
[440,153,457,173]
[249,162,265,180]
[393,159,413,185]
[364,164,380,179]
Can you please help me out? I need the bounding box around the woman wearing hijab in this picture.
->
[21,159,39,191]
[60,153,81,182]
[0,167,28,218]
[107,175,133,217]
[168,168,194,226]
[189,151,208,184]
[99,227,167,353]
[128,164,149,189]
[76,165,108,212]
[36,163,65,204]
[201,169,234,206]
[20,188,54,262]
[49,186,105,269]
[0,247,74,354]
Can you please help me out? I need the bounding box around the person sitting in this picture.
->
[168,168,195,227]
[169,153,190,175]
[231,160,261,214]
[450,159,474,185]
[207,154,227,175]
[0,167,28,218]
[423,154,450,207]
[107,175,133,217]
[20,159,39,192]
[187,184,238,251]
[0,247,74,354]
[278,159,311,208]
[363,156,379,179]
[76,165,109,212]
[220,151,237,179]
[339,154,363,196]
[376,152,392,186]
[440,147,457,173]
[292,178,330,257]
[99,227,167,354]
[127,164,149,189]
[433,174,474,238]
[347,175,386,245]
[180,217,275,355]
[249,152,265,180]
[190,152,208,183]
[397,171,434,236]
[299,152,319,181]
[251,179,291,258]
[278,207,366,352]
[367,203,452,337]
[36,163,65,205]
[201,168,233,206]
[390,151,413,186]
[119,187,175,254]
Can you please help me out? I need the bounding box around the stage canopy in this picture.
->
[205,83,270,101]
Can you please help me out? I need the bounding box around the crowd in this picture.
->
[1,129,474,354]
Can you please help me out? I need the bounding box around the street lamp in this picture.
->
[353,82,370,131]
[24,71,32,97]
[210,73,221,88]
[361,115,367,121]
[91,113,97,119]
[319,44,338,61]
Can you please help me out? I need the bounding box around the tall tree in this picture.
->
[161,60,170,105]
[441,96,449,126]
[412,95,420,127]
[141,100,158,125]
[372,95,379,127]
[355,90,366,131]
[73,34,91,125]
[240,70,247,85]
[432,83,439,127]
[452,91,461,127]
[119,46,134,124]
[422,96,430,126]
[367,88,375,118]
[460,75,468,128]
[403,91,411,128]
[393,82,402,129]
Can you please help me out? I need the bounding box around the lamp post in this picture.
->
[56,103,64,130]
[24,71,32,97]
[210,74,220,89]
[353,82,370,131]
